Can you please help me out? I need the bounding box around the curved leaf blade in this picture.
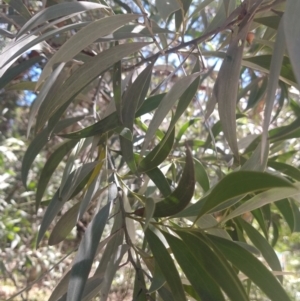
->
[36,42,150,132]
[199,171,295,217]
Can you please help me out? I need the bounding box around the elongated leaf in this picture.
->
[1,22,89,70]
[36,42,150,132]
[156,0,180,20]
[146,168,172,197]
[198,171,295,217]
[48,234,115,301]
[0,55,43,89]
[62,93,166,139]
[135,145,195,217]
[177,231,248,301]
[207,234,291,301]
[66,202,110,301]
[262,18,285,160]
[36,139,78,210]
[22,116,83,187]
[138,128,175,173]
[275,199,294,232]
[49,201,81,246]
[39,14,140,86]
[145,229,187,301]
[284,0,300,85]
[268,161,300,181]
[239,219,282,281]
[4,0,31,20]
[215,15,251,158]
[163,231,225,301]
[291,199,300,232]
[243,55,297,87]
[17,1,107,38]
[194,158,210,192]
[37,162,98,246]
[222,184,300,223]
[141,72,200,155]
[148,260,166,293]
[28,63,65,137]
[120,61,154,172]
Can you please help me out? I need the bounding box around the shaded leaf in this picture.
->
[208,234,291,301]
[177,230,248,301]
[145,229,187,301]
[135,145,195,217]
[138,128,175,173]
[36,139,78,210]
[163,231,226,301]
[22,116,83,187]
[66,202,111,301]
[239,218,282,282]
[17,1,107,38]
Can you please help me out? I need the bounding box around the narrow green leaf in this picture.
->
[146,168,172,198]
[135,145,195,217]
[199,171,295,217]
[255,15,281,30]
[207,234,291,301]
[28,62,65,137]
[222,184,300,224]
[1,22,89,70]
[36,42,150,132]
[36,139,78,210]
[138,128,175,173]
[243,55,297,87]
[120,61,154,173]
[290,199,300,232]
[268,161,300,181]
[156,0,181,19]
[215,20,250,158]
[49,201,81,246]
[262,18,285,161]
[66,202,110,301]
[39,14,140,86]
[148,260,166,293]
[163,231,226,301]
[133,258,147,301]
[136,93,166,117]
[0,55,43,90]
[61,93,165,140]
[194,158,209,192]
[17,1,107,38]
[4,0,31,20]
[36,162,97,246]
[113,59,122,123]
[145,229,187,301]
[22,116,83,187]
[176,118,200,143]
[239,219,282,281]
[177,231,249,301]
[275,199,294,232]
[141,72,200,155]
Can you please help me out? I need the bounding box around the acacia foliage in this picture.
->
[2,0,300,300]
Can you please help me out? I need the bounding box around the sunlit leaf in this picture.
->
[199,171,295,217]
